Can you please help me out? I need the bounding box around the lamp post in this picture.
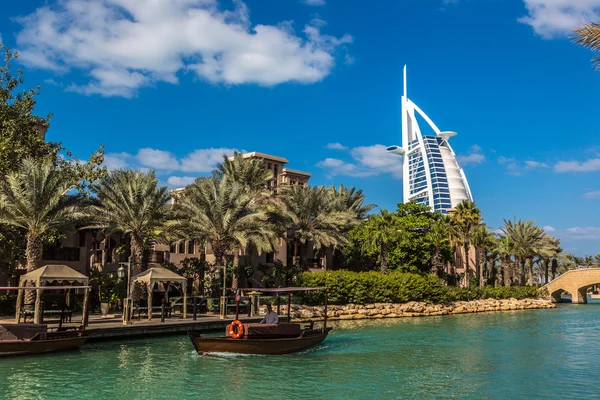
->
[117,257,132,325]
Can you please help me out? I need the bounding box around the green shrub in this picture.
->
[296,271,540,305]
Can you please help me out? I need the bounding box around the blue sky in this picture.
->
[1,0,600,255]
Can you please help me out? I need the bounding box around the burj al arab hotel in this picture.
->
[386,66,473,214]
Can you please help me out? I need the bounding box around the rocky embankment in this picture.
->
[270,298,555,321]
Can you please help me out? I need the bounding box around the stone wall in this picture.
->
[264,298,555,321]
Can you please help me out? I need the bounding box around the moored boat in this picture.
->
[188,287,331,355]
[0,324,88,357]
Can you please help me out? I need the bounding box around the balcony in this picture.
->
[143,250,166,264]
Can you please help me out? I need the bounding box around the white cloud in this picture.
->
[518,0,600,38]
[104,146,236,173]
[103,152,131,171]
[167,176,197,187]
[543,225,556,232]
[563,226,600,240]
[554,158,600,173]
[180,148,237,172]
[15,0,352,97]
[458,144,485,165]
[317,144,403,179]
[498,156,550,175]
[136,148,180,170]
[583,191,600,199]
[525,160,549,169]
[303,0,326,5]
[43,78,61,86]
[325,142,348,150]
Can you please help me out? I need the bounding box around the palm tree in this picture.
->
[494,235,513,286]
[538,236,561,284]
[361,210,400,274]
[471,224,494,286]
[0,157,84,307]
[502,218,546,285]
[451,200,482,287]
[172,177,278,290]
[0,157,84,273]
[329,184,375,221]
[86,170,172,275]
[279,185,355,267]
[427,216,451,277]
[214,151,273,194]
[573,22,600,70]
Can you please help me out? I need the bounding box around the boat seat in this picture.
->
[242,323,301,338]
[0,324,47,340]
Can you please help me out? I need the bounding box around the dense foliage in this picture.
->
[342,202,451,274]
[0,45,104,281]
[296,271,541,305]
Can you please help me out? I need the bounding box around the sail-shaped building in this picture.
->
[386,66,473,214]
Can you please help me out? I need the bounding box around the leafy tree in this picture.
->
[86,170,172,276]
[0,45,104,280]
[343,202,444,274]
[573,22,600,70]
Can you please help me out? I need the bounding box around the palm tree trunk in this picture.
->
[544,258,549,284]
[380,243,388,274]
[231,251,240,291]
[24,233,43,308]
[527,257,535,286]
[293,238,299,266]
[475,247,481,287]
[478,247,485,287]
[502,259,511,287]
[463,241,470,287]
[551,259,558,280]
[519,257,526,286]
[130,234,144,276]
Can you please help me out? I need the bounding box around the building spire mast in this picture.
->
[403,65,407,98]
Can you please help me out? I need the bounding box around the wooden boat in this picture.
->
[189,287,331,355]
[0,283,91,357]
[0,324,88,357]
[189,323,332,355]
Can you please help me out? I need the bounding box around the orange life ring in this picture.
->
[228,320,244,339]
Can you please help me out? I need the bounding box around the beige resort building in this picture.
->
[2,152,327,287]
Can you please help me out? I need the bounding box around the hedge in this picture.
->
[295,271,540,305]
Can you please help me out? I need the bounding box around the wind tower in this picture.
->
[386,66,473,214]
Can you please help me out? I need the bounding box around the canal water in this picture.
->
[1,304,600,399]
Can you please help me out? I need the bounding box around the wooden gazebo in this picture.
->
[130,267,187,321]
[15,264,90,325]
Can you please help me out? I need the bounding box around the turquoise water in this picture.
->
[2,305,600,399]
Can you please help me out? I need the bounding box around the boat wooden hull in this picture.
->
[188,328,332,355]
[0,332,88,357]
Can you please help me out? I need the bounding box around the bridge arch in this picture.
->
[544,269,600,304]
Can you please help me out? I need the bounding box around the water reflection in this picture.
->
[2,306,600,399]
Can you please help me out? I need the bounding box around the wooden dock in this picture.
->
[85,315,262,342]
[0,314,262,343]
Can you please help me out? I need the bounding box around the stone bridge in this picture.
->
[543,269,600,304]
